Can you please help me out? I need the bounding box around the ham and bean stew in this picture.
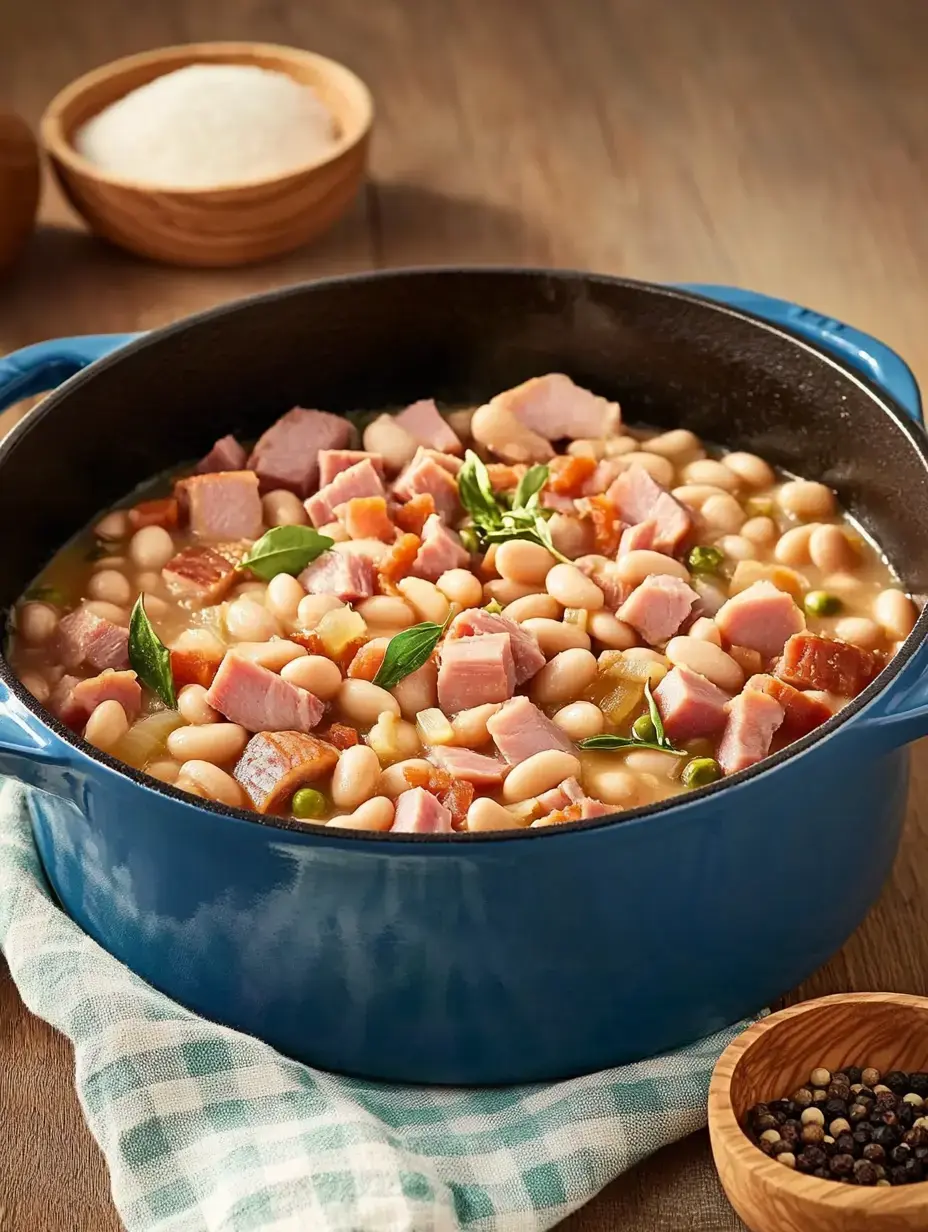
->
[6,374,918,833]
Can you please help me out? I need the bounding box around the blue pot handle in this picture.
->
[0,334,139,413]
[675,284,923,427]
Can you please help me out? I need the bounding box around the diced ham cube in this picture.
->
[534,776,585,815]
[618,520,656,555]
[718,690,785,776]
[493,373,621,441]
[298,551,376,603]
[56,608,129,672]
[394,399,463,455]
[606,466,692,553]
[653,666,730,741]
[392,449,460,521]
[178,471,263,542]
[579,797,612,819]
[486,695,576,764]
[248,408,353,498]
[391,786,453,834]
[305,458,385,528]
[580,460,626,497]
[414,449,463,475]
[541,490,577,514]
[715,581,806,659]
[207,654,324,733]
[776,632,883,698]
[745,673,834,739]
[336,496,396,543]
[318,450,385,487]
[618,574,699,645]
[52,670,141,730]
[428,746,508,784]
[196,435,247,474]
[446,608,546,684]
[575,556,632,611]
[437,633,516,713]
[411,514,468,582]
[162,545,238,607]
[233,730,339,814]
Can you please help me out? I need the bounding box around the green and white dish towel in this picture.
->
[0,780,750,1232]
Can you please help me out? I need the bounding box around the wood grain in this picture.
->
[3,0,928,1229]
[709,994,928,1232]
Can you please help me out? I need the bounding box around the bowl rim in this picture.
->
[38,40,374,195]
[1,267,926,844]
[708,991,928,1212]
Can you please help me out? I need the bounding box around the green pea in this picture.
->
[632,714,657,743]
[687,545,724,574]
[459,526,481,554]
[804,590,842,618]
[682,757,721,789]
[291,787,327,820]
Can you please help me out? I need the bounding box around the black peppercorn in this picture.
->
[874,1164,888,1181]
[812,1089,828,1104]
[780,1121,801,1146]
[802,1124,826,1145]
[908,1127,928,1149]
[797,1146,827,1173]
[845,1067,863,1086]
[884,1071,910,1094]
[909,1073,928,1098]
[856,1088,875,1104]
[824,1098,848,1120]
[916,1146,928,1162]
[759,1138,778,1156]
[827,1085,851,1105]
[876,1090,897,1109]
[880,1110,900,1128]
[854,1159,878,1185]
[832,1072,850,1087]
[904,1158,924,1183]
[891,1143,912,1165]
[771,1139,794,1157]
[848,1103,869,1123]
[899,1102,916,1129]
[753,1112,778,1133]
[890,1165,909,1186]
[791,1088,813,1108]
[853,1123,873,1145]
[862,1142,886,1163]
[835,1132,856,1155]
[829,1153,855,1178]
[812,1167,830,1179]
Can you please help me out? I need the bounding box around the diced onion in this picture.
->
[562,607,589,631]
[317,606,367,657]
[112,709,185,770]
[729,560,807,601]
[416,708,455,746]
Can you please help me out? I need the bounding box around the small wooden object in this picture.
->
[0,110,40,270]
[709,992,928,1232]
[40,42,373,267]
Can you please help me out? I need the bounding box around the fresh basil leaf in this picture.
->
[513,463,549,511]
[239,526,333,581]
[129,596,177,709]
[458,450,502,529]
[372,620,446,690]
[578,734,686,754]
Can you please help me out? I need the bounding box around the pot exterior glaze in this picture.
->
[0,272,925,1083]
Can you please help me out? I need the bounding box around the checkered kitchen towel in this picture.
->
[0,780,750,1232]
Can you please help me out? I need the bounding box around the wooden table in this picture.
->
[3,2,928,1228]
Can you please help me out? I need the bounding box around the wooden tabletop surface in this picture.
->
[3,1,928,1229]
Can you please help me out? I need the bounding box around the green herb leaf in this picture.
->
[513,463,549,511]
[24,584,68,606]
[484,599,503,614]
[372,619,447,690]
[458,450,500,527]
[128,596,177,709]
[238,526,333,581]
[577,733,686,754]
[644,679,672,749]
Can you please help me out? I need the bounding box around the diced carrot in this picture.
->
[588,494,623,557]
[486,463,526,492]
[550,455,597,496]
[379,532,421,584]
[426,766,452,794]
[534,802,583,827]
[318,722,360,749]
[129,497,180,531]
[288,631,325,654]
[394,494,436,536]
[341,496,396,543]
[347,641,387,681]
[170,647,223,689]
[440,779,474,830]
[402,763,433,789]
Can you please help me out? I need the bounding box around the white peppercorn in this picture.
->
[801,1107,825,1127]
[810,1067,831,1088]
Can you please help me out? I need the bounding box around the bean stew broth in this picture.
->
[5,375,915,833]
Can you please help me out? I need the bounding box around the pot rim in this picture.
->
[2,265,926,843]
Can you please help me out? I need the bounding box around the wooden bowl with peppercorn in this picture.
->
[708,993,928,1232]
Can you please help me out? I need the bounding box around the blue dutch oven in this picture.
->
[0,271,926,1085]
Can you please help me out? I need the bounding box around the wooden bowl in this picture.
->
[39,42,373,267]
[709,993,928,1232]
[0,110,41,270]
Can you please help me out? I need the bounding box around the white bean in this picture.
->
[665,636,744,692]
[262,489,308,527]
[681,459,741,491]
[366,712,422,763]
[722,451,775,488]
[140,592,169,622]
[93,555,128,572]
[331,745,382,810]
[338,679,401,725]
[604,435,639,457]
[548,512,595,559]
[531,648,598,706]
[95,510,130,541]
[503,593,562,623]
[147,758,181,785]
[741,516,778,547]
[391,658,438,718]
[167,723,248,765]
[17,602,58,643]
[447,408,474,439]
[521,617,591,656]
[495,540,556,586]
[397,577,451,625]
[281,655,343,700]
[503,750,582,803]
[483,578,541,606]
[327,796,396,832]
[363,414,419,471]
[226,597,281,642]
[357,596,417,629]
[266,574,306,625]
[19,671,50,703]
[874,589,917,641]
[582,764,638,806]
[450,702,501,747]
[172,628,225,656]
[129,525,175,570]
[177,760,246,807]
[545,563,604,610]
[82,600,129,626]
[701,494,746,533]
[774,524,817,566]
[568,438,606,459]
[672,484,730,510]
[297,593,344,629]
[835,616,883,651]
[626,451,675,487]
[777,480,835,520]
[87,569,132,606]
[378,759,433,798]
[178,684,219,726]
[587,610,637,650]
[615,550,690,586]
[623,748,683,778]
[436,569,483,608]
[232,581,268,601]
[84,700,129,752]
[688,617,722,646]
[642,429,704,463]
[809,524,857,573]
[230,639,306,671]
[466,797,524,832]
[553,700,605,741]
[318,520,350,543]
[717,534,755,561]
[470,401,553,465]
